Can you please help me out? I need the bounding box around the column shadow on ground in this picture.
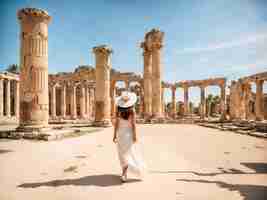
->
[176,179,267,200]
[17,174,141,188]
[150,162,267,176]
[0,149,13,154]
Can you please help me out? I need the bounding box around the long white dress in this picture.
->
[116,118,146,178]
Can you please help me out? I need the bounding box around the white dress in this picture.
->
[116,118,146,178]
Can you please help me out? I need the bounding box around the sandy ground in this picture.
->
[0,124,267,200]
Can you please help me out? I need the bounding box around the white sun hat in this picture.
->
[115,91,137,108]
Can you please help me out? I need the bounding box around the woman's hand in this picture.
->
[113,136,117,143]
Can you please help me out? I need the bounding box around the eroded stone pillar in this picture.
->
[85,86,89,118]
[17,8,51,129]
[93,45,112,126]
[70,85,77,119]
[171,87,176,118]
[110,80,116,117]
[184,86,189,115]
[255,79,264,121]
[89,87,94,120]
[80,85,85,118]
[151,29,164,118]
[141,42,153,119]
[61,85,66,118]
[0,79,3,117]
[14,81,20,118]
[220,83,226,120]
[51,85,56,119]
[200,85,206,119]
[5,80,11,117]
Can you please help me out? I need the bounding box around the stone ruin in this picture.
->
[0,8,266,140]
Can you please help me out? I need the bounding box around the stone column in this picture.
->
[255,79,264,121]
[5,80,11,117]
[85,86,90,118]
[110,80,116,117]
[171,87,176,118]
[61,85,66,118]
[70,85,77,119]
[141,42,153,119]
[17,8,51,129]
[80,85,85,118]
[125,81,129,91]
[51,85,56,119]
[93,45,112,126]
[151,29,164,118]
[14,81,20,118]
[0,79,3,117]
[89,87,94,120]
[200,85,206,119]
[220,83,226,120]
[161,87,165,116]
[184,86,189,115]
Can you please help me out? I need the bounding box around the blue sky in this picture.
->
[1,0,267,104]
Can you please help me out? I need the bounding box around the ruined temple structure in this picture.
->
[0,7,267,131]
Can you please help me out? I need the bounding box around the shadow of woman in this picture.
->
[18,174,141,188]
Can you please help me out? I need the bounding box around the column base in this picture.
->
[93,119,112,127]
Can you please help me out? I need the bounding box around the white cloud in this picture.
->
[177,32,267,54]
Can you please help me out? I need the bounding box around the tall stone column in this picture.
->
[70,85,77,119]
[255,79,264,121]
[141,42,152,119]
[61,85,66,118]
[171,87,176,118]
[51,85,56,119]
[200,85,206,119]
[151,29,164,118]
[93,45,112,126]
[184,86,189,115]
[5,80,11,117]
[17,8,51,129]
[220,83,226,120]
[80,85,85,118]
[0,79,3,117]
[14,81,20,118]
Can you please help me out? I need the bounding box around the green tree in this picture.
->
[6,64,19,74]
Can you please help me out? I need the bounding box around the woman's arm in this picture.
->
[131,111,137,143]
[113,116,119,143]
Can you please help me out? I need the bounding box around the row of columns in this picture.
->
[50,84,95,120]
[0,79,19,118]
[170,84,226,120]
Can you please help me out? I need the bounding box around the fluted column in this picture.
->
[255,79,264,121]
[0,79,3,117]
[171,87,176,118]
[80,86,85,118]
[5,80,11,117]
[184,86,189,115]
[17,8,51,129]
[220,83,226,120]
[51,85,56,119]
[14,81,20,118]
[71,85,77,119]
[151,29,164,118]
[93,45,112,126]
[141,44,152,119]
[61,85,66,118]
[200,85,206,119]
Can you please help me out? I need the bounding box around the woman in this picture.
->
[113,91,145,182]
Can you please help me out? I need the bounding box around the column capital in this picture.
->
[17,8,51,24]
[93,45,113,55]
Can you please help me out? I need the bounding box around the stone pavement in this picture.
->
[0,124,266,200]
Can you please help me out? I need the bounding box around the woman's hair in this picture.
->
[117,106,134,120]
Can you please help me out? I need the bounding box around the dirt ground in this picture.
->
[0,124,266,200]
